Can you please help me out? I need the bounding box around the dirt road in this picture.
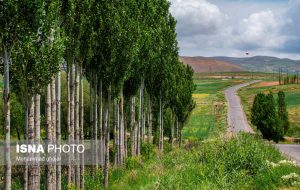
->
[224,81,300,165]
[224,81,259,133]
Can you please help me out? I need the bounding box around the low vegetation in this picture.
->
[85,133,300,190]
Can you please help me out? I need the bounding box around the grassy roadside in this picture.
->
[239,81,300,138]
[87,134,300,190]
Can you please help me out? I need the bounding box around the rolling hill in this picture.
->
[212,56,300,73]
[180,56,245,73]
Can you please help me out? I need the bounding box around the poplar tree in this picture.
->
[278,91,289,134]
[251,93,283,142]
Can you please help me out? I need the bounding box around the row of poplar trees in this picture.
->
[1,0,194,189]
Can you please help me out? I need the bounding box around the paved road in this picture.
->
[276,144,300,165]
[224,81,259,133]
[224,81,300,165]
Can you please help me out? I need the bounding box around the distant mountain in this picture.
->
[180,56,245,73]
[212,56,300,73]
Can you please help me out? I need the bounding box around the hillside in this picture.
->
[213,56,300,73]
[180,56,245,73]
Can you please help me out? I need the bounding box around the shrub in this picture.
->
[126,156,143,169]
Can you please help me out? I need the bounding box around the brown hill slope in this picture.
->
[180,56,245,73]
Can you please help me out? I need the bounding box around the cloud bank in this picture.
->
[169,0,300,59]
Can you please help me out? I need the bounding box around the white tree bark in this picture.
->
[104,87,111,188]
[51,76,57,189]
[114,99,119,165]
[67,64,72,186]
[99,80,104,166]
[159,93,164,151]
[69,62,76,183]
[79,67,85,189]
[75,62,80,188]
[147,96,152,144]
[28,97,37,190]
[46,83,53,189]
[130,96,136,156]
[94,74,98,169]
[34,94,41,189]
[56,71,62,190]
[24,103,28,190]
[3,47,11,190]
[119,90,125,164]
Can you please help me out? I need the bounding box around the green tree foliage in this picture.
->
[1,0,195,188]
[251,93,283,142]
[277,91,289,134]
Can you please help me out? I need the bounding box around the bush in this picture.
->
[126,156,143,169]
[141,143,155,159]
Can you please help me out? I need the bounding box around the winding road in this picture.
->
[224,81,300,165]
[225,81,259,133]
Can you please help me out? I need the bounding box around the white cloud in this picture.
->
[235,10,288,49]
[170,0,224,36]
[170,0,300,59]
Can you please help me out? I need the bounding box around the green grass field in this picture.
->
[239,81,300,138]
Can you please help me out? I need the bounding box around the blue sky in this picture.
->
[169,0,300,59]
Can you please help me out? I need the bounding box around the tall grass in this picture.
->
[84,134,300,190]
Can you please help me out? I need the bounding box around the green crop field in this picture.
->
[183,78,248,141]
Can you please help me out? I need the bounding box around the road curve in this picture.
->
[224,80,259,133]
[224,81,300,165]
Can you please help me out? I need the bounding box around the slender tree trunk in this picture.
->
[179,123,182,147]
[75,62,80,188]
[147,96,152,144]
[51,76,57,189]
[24,103,28,190]
[171,115,174,147]
[94,74,98,169]
[56,71,62,190]
[90,78,94,172]
[28,97,38,190]
[99,80,104,167]
[70,62,75,183]
[79,67,85,189]
[130,96,136,156]
[119,90,125,164]
[3,47,11,190]
[46,83,53,190]
[104,87,111,188]
[34,94,41,189]
[159,94,164,151]
[67,64,72,186]
[138,78,145,154]
[176,116,179,144]
[115,99,119,165]
[124,112,128,158]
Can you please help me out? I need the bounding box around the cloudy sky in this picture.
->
[169,0,300,59]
